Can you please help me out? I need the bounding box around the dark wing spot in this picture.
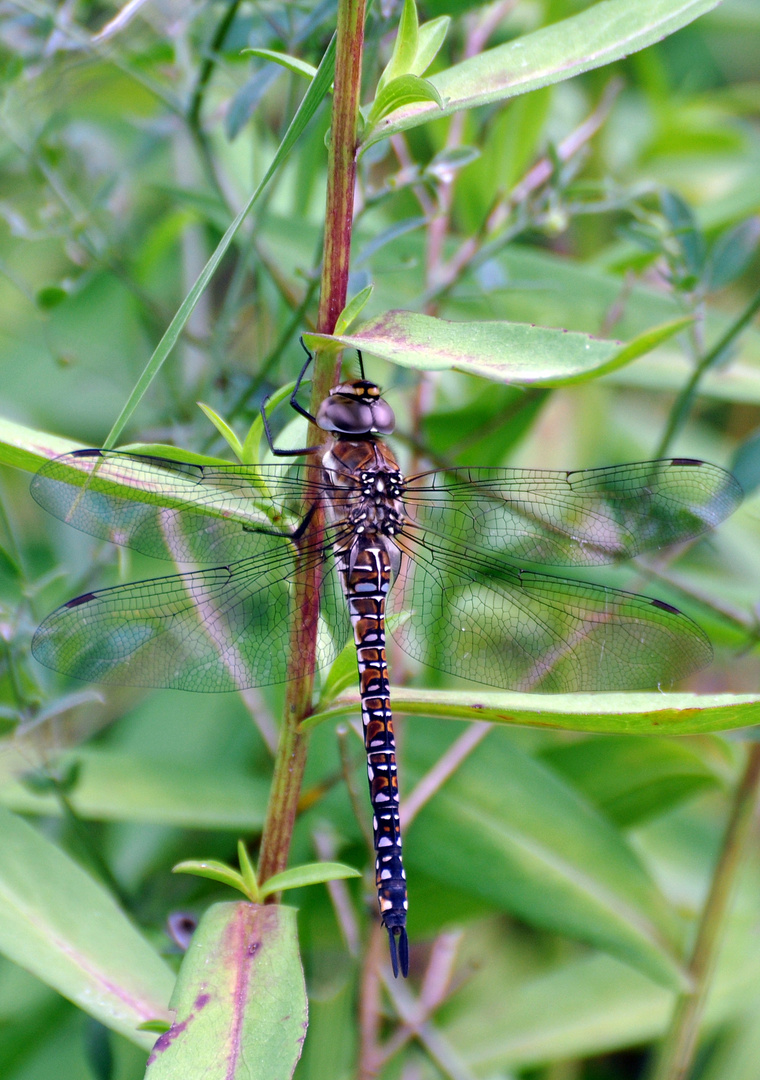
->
[71,449,104,459]
[671,457,702,467]
[65,592,98,608]
[651,598,681,615]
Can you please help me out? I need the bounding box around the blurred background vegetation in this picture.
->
[0,0,760,1077]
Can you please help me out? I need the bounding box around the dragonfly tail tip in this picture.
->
[387,926,409,979]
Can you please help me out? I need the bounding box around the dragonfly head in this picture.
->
[316,380,395,436]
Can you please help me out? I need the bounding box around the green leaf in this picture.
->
[412,15,450,75]
[316,638,362,708]
[661,189,706,279]
[376,0,419,97]
[0,747,269,830]
[363,0,722,146]
[731,429,760,497]
[242,48,319,81]
[36,285,69,310]
[409,736,687,989]
[334,284,374,336]
[304,689,760,737]
[0,417,86,472]
[462,953,671,1068]
[0,806,173,1047]
[366,74,443,130]
[706,217,760,292]
[172,860,252,899]
[260,862,361,898]
[237,841,259,899]
[540,736,723,827]
[139,1020,173,1034]
[196,403,244,462]
[241,380,298,465]
[307,310,691,386]
[144,903,307,1080]
[101,33,337,448]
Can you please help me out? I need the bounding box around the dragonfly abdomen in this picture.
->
[340,538,409,978]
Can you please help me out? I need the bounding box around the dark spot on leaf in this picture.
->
[145,1015,192,1064]
[195,993,210,1010]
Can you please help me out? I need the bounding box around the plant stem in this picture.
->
[655,285,760,457]
[257,0,365,887]
[648,743,760,1080]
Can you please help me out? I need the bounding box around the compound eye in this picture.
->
[371,400,395,434]
[317,398,374,433]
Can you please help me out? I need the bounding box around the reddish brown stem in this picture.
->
[257,0,366,887]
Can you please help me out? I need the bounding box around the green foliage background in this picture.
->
[0,0,759,1077]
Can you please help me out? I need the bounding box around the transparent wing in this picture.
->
[31,450,339,564]
[404,459,741,567]
[32,539,350,692]
[388,533,712,692]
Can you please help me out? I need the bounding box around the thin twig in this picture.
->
[648,744,760,1080]
[655,285,760,457]
[381,959,477,1080]
[403,722,492,826]
[313,826,361,957]
[338,724,374,849]
[429,78,623,303]
[188,0,242,130]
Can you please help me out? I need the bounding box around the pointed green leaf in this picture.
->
[241,380,297,465]
[260,862,361,899]
[412,16,450,76]
[0,806,173,1047]
[376,0,419,96]
[237,841,260,899]
[706,218,760,292]
[197,403,244,462]
[307,310,692,387]
[317,638,362,708]
[145,903,307,1080]
[334,284,374,335]
[173,860,252,899]
[366,74,443,130]
[242,49,319,81]
[363,0,722,146]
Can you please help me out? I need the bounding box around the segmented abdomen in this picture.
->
[338,538,409,978]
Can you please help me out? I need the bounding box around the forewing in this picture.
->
[388,535,712,692]
[31,543,350,693]
[404,460,741,567]
[31,451,331,564]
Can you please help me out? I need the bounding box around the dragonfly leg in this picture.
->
[242,502,318,542]
[259,337,321,457]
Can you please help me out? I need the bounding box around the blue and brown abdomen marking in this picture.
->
[342,541,409,978]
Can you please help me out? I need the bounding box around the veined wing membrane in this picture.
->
[389,531,712,693]
[31,451,341,565]
[31,539,350,693]
[404,460,742,568]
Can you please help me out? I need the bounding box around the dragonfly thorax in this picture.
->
[316,380,395,435]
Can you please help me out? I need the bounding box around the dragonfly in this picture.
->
[30,345,742,977]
